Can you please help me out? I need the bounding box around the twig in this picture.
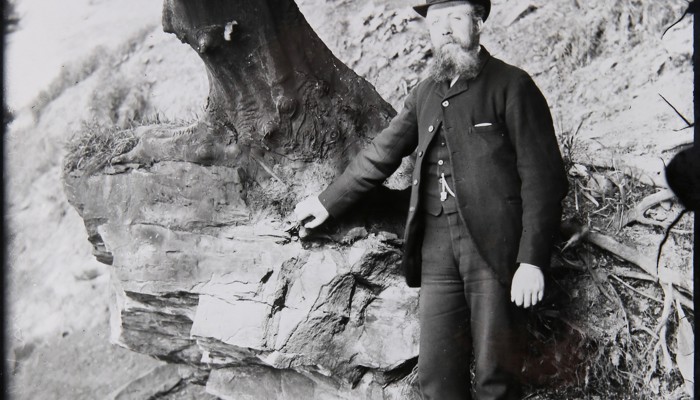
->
[586,230,658,278]
[577,181,600,207]
[610,268,693,310]
[607,280,631,343]
[656,209,689,272]
[658,93,693,128]
[250,154,287,186]
[560,223,694,309]
[584,248,614,303]
[655,284,675,372]
[561,225,589,252]
[609,274,663,304]
[631,326,658,340]
[645,341,660,383]
[655,283,674,334]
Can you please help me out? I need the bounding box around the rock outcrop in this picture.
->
[64,153,421,398]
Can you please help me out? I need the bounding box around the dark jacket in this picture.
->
[319,48,568,287]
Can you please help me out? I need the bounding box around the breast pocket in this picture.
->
[470,122,506,136]
[465,122,514,163]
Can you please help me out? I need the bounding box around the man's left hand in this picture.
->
[510,263,544,308]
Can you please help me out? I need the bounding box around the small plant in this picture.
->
[556,117,585,169]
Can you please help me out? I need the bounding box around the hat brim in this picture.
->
[412,1,490,20]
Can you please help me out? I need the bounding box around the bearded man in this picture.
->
[295,0,568,398]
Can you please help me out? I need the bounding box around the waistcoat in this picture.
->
[420,129,458,215]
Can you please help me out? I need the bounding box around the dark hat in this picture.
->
[413,0,491,20]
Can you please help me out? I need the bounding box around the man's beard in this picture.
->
[428,41,482,83]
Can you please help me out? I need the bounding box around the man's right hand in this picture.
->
[294,196,330,229]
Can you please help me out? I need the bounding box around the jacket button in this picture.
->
[438,160,444,166]
[428,125,434,132]
[441,142,446,147]
[413,179,419,186]
[442,100,449,107]
[418,151,423,157]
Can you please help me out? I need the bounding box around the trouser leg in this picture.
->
[418,211,525,400]
[458,228,525,400]
[418,211,472,400]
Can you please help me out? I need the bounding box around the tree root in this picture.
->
[560,222,693,311]
[607,280,631,344]
[620,189,675,228]
[656,284,674,371]
[609,274,663,305]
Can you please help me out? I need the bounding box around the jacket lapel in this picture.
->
[431,79,448,101]
[444,78,470,100]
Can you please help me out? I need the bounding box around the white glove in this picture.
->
[510,263,544,308]
[294,196,330,229]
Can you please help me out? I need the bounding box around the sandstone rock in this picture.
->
[108,364,203,400]
[65,159,420,397]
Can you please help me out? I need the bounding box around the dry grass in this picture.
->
[63,121,138,175]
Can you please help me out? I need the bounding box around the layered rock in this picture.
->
[64,154,421,398]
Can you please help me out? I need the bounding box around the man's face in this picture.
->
[426,2,482,55]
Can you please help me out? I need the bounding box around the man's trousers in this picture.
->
[417,210,526,400]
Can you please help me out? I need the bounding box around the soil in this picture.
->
[5,0,694,398]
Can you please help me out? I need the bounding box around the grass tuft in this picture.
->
[63,121,138,175]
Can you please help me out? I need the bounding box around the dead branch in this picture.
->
[607,281,631,343]
[583,248,614,303]
[656,284,674,371]
[609,274,663,304]
[609,269,693,311]
[658,93,693,128]
[560,222,693,310]
[673,298,695,396]
[620,189,675,228]
[586,230,657,277]
[655,283,674,334]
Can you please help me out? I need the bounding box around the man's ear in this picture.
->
[476,18,484,33]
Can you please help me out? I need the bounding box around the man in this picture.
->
[295,0,568,398]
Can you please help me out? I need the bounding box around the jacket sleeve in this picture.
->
[318,88,420,218]
[505,74,569,268]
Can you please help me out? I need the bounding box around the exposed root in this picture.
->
[620,189,675,228]
[560,223,693,312]
[583,249,614,303]
[657,284,675,370]
[606,280,630,342]
[609,274,662,305]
